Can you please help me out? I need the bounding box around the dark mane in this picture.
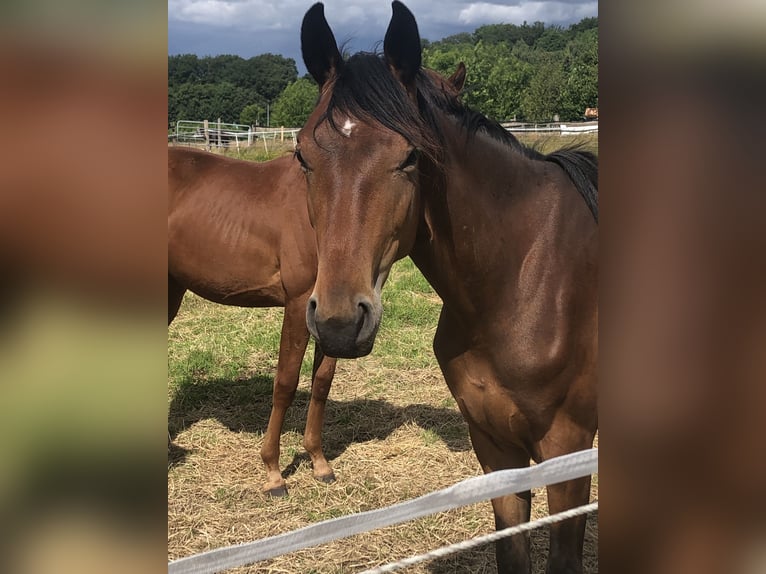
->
[324,52,598,221]
[546,148,599,222]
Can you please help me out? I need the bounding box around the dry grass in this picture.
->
[168,259,597,573]
[514,131,599,155]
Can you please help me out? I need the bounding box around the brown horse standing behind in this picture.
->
[168,147,337,496]
[298,3,597,573]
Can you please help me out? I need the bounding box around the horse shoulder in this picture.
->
[498,222,596,384]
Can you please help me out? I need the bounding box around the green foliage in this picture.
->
[239,102,265,126]
[561,27,599,119]
[168,53,297,126]
[168,53,297,93]
[424,40,532,121]
[473,21,546,47]
[521,58,566,122]
[568,16,598,36]
[168,82,260,126]
[422,17,597,122]
[270,78,319,128]
[168,53,203,85]
[536,27,567,52]
[472,42,532,120]
[246,53,299,101]
[436,32,474,46]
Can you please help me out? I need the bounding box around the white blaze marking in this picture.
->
[341,118,356,137]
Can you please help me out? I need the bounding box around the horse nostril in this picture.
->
[355,297,377,343]
[357,299,372,321]
[306,295,319,336]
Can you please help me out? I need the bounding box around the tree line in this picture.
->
[168,17,597,129]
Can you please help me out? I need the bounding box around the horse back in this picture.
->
[168,148,316,305]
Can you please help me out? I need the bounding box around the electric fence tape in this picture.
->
[169,447,597,574]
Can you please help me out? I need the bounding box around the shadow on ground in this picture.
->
[168,371,472,469]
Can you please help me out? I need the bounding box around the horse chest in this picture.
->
[444,354,533,448]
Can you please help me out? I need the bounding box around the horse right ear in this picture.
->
[301,3,342,87]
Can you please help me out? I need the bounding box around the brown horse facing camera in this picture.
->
[299,2,597,573]
[168,147,338,497]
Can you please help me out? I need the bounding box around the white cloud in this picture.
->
[168,0,598,30]
[168,0,394,29]
[169,0,240,26]
[458,1,597,25]
[168,0,302,29]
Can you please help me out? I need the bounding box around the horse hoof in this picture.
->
[315,473,336,484]
[265,485,288,498]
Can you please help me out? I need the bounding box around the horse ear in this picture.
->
[383,1,422,89]
[301,3,342,87]
[448,62,466,94]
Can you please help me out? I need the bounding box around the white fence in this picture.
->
[503,121,599,134]
[168,120,596,150]
[169,448,598,574]
[170,120,299,150]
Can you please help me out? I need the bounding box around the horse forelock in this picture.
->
[316,53,441,162]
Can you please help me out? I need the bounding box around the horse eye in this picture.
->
[399,149,419,171]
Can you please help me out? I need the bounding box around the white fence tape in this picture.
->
[169,448,597,574]
[360,502,598,574]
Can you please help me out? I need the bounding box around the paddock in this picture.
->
[168,257,598,573]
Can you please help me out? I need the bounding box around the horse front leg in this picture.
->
[259,297,310,497]
[544,475,592,574]
[468,424,533,574]
[539,423,596,574]
[302,344,337,483]
[433,311,532,574]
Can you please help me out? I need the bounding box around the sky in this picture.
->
[168,0,597,74]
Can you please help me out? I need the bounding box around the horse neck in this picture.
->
[411,125,558,316]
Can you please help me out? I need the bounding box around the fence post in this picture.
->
[217,118,222,148]
[203,119,209,148]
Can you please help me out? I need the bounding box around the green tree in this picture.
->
[240,102,266,126]
[270,78,318,127]
[474,21,546,47]
[422,40,474,81]
[568,17,598,37]
[425,41,532,121]
[536,27,567,52]
[521,59,565,122]
[168,54,202,86]
[168,82,260,126]
[433,32,474,46]
[561,27,598,120]
[510,39,535,64]
[248,53,299,101]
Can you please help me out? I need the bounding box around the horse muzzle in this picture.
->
[306,294,381,358]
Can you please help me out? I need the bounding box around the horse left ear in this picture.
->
[301,3,342,87]
[384,1,422,89]
[448,62,467,94]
